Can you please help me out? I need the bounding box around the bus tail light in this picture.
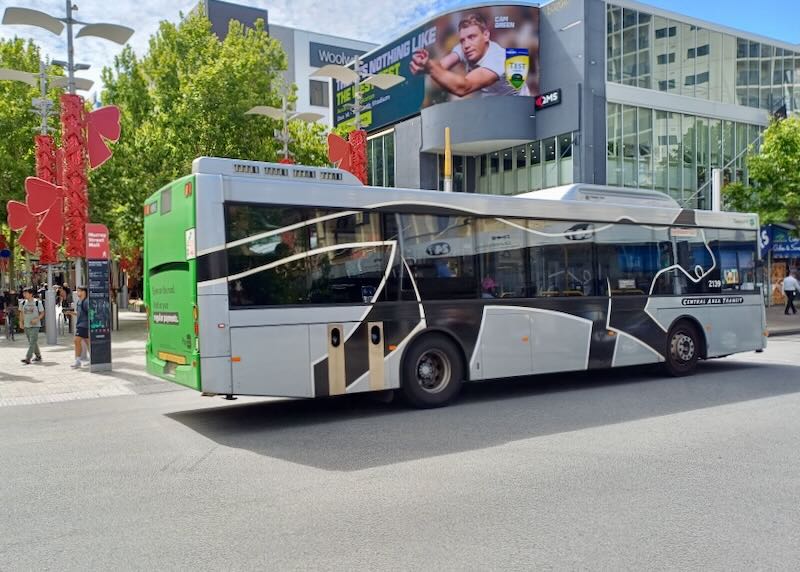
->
[193,304,199,336]
[184,181,193,197]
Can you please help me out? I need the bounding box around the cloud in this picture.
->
[0,0,458,99]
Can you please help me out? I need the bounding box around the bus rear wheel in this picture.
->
[665,321,700,377]
[401,334,463,408]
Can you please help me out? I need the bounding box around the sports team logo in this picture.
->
[505,48,529,91]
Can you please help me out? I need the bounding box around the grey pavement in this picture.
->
[1,335,800,570]
[0,311,180,407]
[766,304,800,336]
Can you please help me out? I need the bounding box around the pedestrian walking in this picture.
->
[67,287,90,368]
[783,271,800,315]
[2,290,17,341]
[19,288,44,364]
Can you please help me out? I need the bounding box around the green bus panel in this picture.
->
[144,175,201,391]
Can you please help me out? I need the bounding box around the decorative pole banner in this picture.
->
[61,93,88,259]
[326,131,367,184]
[35,134,59,265]
[86,106,121,169]
[7,178,65,254]
[348,129,368,185]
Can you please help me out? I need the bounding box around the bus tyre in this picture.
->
[401,334,463,408]
[665,322,700,377]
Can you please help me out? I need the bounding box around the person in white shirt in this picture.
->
[409,13,527,98]
[783,271,800,315]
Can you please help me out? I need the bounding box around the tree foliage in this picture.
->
[92,11,328,251]
[725,116,800,228]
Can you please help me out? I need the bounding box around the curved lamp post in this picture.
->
[246,93,323,163]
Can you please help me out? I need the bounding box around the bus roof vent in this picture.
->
[292,168,316,179]
[264,166,289,177]
[319,171,343,181]
[191,157,361,185]
[517,184,681,209]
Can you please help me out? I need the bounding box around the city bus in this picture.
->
[143,157,766,408]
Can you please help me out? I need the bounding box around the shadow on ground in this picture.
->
[166,360,800,472]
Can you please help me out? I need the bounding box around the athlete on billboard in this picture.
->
[409,13,529,98]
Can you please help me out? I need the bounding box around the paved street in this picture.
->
[1,323,800,570]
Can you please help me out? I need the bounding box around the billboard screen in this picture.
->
[334,5,540,131]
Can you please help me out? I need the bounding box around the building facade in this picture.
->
[202,0,376,126]
[347,0,798,209]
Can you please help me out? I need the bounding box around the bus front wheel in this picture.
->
[665,321,700,377]
[401,334,463,408]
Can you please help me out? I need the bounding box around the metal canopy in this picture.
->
[50,76,94,91]
[311,64,358,85]
[75,23,134,45]
[291,112,324,123]
[2,7,64,35]
[245,106,283,120]
[0,67,37,86]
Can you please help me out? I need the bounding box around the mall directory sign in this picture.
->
[86,223,112,372]
[334,5,540,132]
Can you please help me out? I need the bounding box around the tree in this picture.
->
[92,10,329,253]
[725,117,800,228]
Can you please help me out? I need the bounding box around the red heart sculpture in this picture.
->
[87,105,121,169]
[7,201,38,252]
[327,133,352,172]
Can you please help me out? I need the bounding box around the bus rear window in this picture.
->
[161,188,172,214]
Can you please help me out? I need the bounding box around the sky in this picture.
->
[1,0,798,100]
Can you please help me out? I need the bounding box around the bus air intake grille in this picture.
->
[292,169,316,179]
[319,171,343,181]
[263,166,289,177]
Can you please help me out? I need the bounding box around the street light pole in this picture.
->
[65,0,75,94]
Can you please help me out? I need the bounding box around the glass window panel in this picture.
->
[718,229,758,291]
[476,218,530,299]
[682,114,697,197]
[515,145,528,193]
[761,60,772,87]
[543,137,558,187]
[709,119,722,166]
[400,214,477,300]
[597,225,666,295]
[711,32,736,103]
[638,107,654,188]
[529,220,596,297]
[653,16,669,92]
[529,141,542,191]
[696,28,713,100]
[737,38,748,58]
[385,133,395,187]
[749,41,760,58]
[503,148,514,195]
[374,137,384,187]
[655,228,720,295]
[761,44,774,58]
[722,120,734,167]
[623,8,637,29]
[667,20,681,95]
[453,155,464,193]
[490,151,501,195]
[654,110,669,192]
[607,5,622,82]
[607,103,622,186]
[668,112,681,196]
[681,22,696,98]
[559,133,573,185]
[623,106,638,187]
